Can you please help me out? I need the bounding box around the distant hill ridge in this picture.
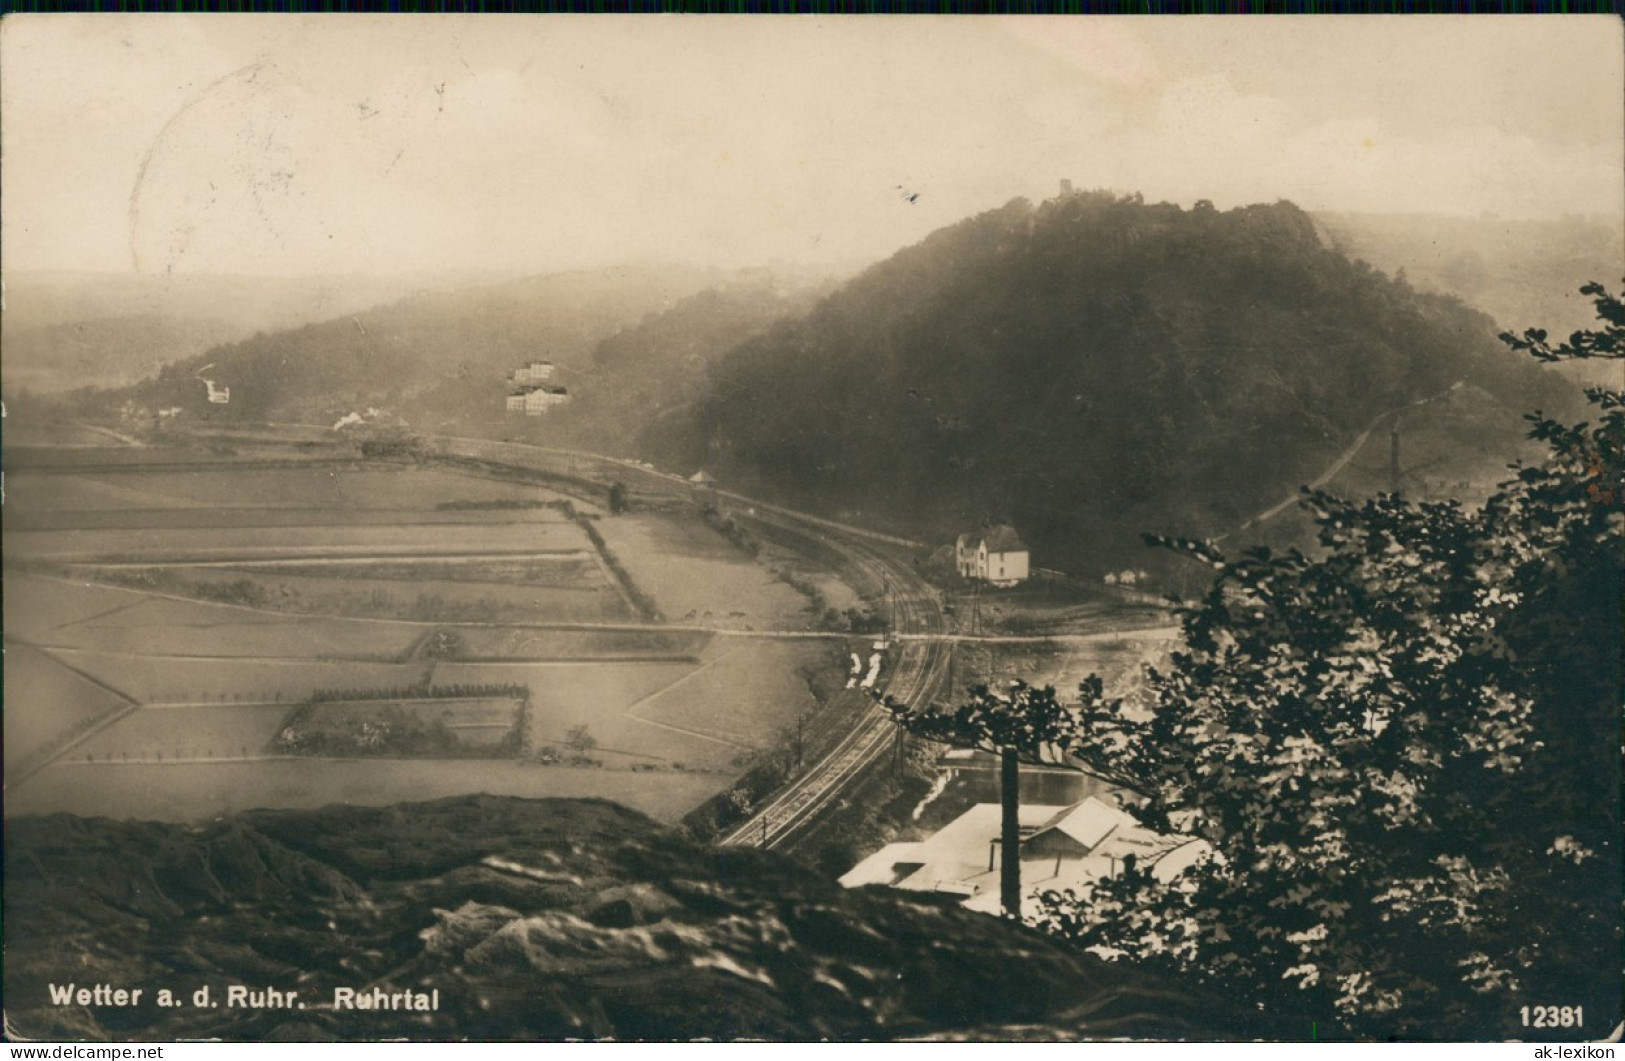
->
[651,193,1574,572]
[75,264,733,429]
[30,196,1582,575]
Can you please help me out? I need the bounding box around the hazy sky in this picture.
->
[2,14,1620,277]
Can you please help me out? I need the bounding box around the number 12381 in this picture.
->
[1521,1005,1582,1028]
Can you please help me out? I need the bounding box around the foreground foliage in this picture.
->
[1027,286,1623,1038]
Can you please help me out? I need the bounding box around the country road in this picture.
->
[1229,381,1465,536]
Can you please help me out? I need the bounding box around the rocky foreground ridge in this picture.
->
[4,795,1274,1041]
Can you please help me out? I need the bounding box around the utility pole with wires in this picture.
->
[1383,409,1450,498]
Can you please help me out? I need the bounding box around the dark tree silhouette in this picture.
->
[875,681,1100,916]
[565,725,598,758]
[1027,284,1623,1039]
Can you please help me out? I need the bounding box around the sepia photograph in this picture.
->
[1,12,1621,1045]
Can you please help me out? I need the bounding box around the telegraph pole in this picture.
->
[999,746,1020,916]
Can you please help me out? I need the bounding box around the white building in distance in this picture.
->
[513,361,556,386]
[955,525,1030,586]
[840,796,1209,919]
[505,385,570,416]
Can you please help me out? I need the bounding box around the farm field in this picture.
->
[2,465,582,513]
[1,575,164,642]
[0,420,123,447]
[10,575,716,661]
[11,580,426,658]
[2,444,296,470]
[71,703,293,761]
[594,511,813,630]
[221,555,599,586]
[2,506,582,532]
[623,641,826,750]
[277,698,524,755]
[88,565,630,624]
[3,455,851,823]
[429,660,726,768]
[3,642,133,773]
[8,521,591,562]
[6,759,725,824]
[35,647,431,705]
[456,626,711,661]
[945,580,1170,638]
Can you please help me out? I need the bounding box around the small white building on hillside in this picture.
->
[513,361,556,386]
[840,796,1209,919]
[506,385,570,416]
[955,525,1030,586]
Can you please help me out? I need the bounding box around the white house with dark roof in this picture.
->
[840,795,1209,919]
[954,525,1030,586]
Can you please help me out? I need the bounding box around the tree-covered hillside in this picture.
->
[527,275,831,456]
[46,195,1583,578]
[60,266,836,454]
[682,193,1576,572]
[102,265,728,432]
[1,315,244,395]
[1,271,516,397]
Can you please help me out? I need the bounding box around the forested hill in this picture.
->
[102,265,729,431]
[534,276,833,456]
[668,193,1575,573]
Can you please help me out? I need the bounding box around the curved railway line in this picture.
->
[717,509,951,850]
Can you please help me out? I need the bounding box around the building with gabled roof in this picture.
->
[688,469,718,510]
[954,524,1030,586]
[506,385,570,416]
[1021,797,1127,858]
[839,796,1209,919]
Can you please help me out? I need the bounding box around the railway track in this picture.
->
[718,509,951,850]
